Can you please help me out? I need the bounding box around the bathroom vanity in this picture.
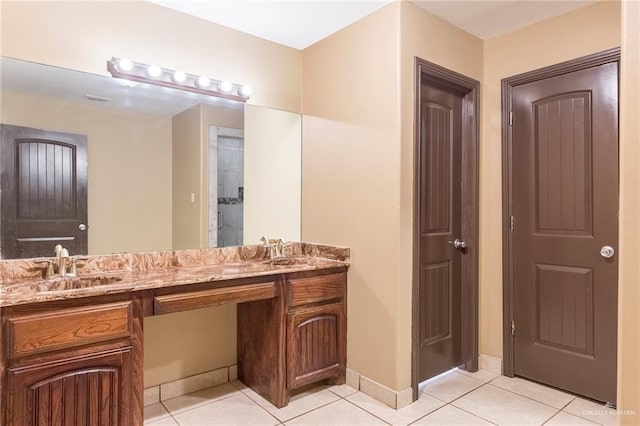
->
[0,243,348,425]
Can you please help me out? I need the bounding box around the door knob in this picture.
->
[600,245,615,258]
[449,239,467,249]
[78,224,87,231]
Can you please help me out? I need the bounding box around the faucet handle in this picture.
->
[67,259,77,277]
[54,244,63,257]
[45,261,55,278]
[60,248,69,258]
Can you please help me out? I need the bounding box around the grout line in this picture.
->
[158,385,242,418]
[540,409,562,425]
[485,382,576,411]
[450,403,500,425]
[342,397,393,425]
[278,398,345,424]
[423,379,486,405]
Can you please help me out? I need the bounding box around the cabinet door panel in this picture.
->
[7,347,132,426]
[287,302,345,389]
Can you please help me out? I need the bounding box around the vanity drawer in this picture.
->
[286,273,344,307]
[7,301,132,358]
[154,281,276,315]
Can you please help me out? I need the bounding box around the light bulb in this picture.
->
[116,58,133,72]
[172,70,186,83]
[147,65,162,78]
[239,85,252,98]
[218,81,233,92]
[196,76,211,88]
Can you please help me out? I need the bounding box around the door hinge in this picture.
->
[511,320,515,336]
[510,216,514,232]
[509,111,513,126]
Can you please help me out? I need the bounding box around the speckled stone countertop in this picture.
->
[0,243,349,307]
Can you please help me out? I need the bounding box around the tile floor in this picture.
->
[144,369,619,426]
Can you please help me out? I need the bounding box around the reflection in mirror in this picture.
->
[0,57,259,259]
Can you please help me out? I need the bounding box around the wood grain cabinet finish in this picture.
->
[1,296,142,426]
[287,302,345,389]
[238,268,347,408]
[6,347,133,426]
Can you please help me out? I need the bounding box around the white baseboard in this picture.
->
[346,369,413,409]
[479,354,503,375]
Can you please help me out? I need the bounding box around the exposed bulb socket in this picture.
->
[116,58,133,72]
[218,81,233,92]
[146,65,162,78]
[239,85,252,98]
[196,76,211,88]
[172,70,186,83]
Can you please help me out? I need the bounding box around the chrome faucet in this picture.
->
[46,244,77,278]
[261,236,278,260]
[276,238,292,259]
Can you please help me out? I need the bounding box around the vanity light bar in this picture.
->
[106,57,252,102]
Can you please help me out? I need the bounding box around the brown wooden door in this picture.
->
[1,124,88,259]
[512,62,618,403]
[6,347,133,425]
[418,81,464,381]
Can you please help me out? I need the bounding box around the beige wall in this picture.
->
[302,2,402,389]
[0,1,301,113]
[618,1,640,422]
[244,104,301,244]
[481,0,621,360]
[1,90,172,255]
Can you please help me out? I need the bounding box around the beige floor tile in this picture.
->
[246,386,340,422]
[452,384,558,425]
[563,398,619,426]
[454,368,500,384]
[346,391,444,426]
[329,384,359,398]
[412,404,493,425]
[285,399,387,425]
[162,382,240,415]
[490,376,574,409]
[421,371,484,402]
[546,411,600,425]
[144,403,171,423]
[145,417,179,426]
[172,393,279,426]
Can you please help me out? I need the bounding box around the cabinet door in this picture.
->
[287,302,345,389]
[6,347,133,426]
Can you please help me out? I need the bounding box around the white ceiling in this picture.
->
[147,0,597,49]
[148,0,393,50]
[410,0,597,39]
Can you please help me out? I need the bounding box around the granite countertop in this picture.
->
[0,243,349,307]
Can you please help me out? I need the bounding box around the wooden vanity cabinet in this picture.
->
[1,294,143,426]
[238,267,347,408]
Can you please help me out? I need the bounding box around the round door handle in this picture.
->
[449,239,467,249]
[600,245,615,258]
[79,224,88,231]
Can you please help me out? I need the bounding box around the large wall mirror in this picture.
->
[0,57,301,259]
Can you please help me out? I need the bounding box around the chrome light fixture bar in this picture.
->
[107,57,252,102]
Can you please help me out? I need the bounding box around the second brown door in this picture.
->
[511,61,618,403]
[418,81,464,381]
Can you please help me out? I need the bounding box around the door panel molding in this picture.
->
[412,58,479,401]
[501,47,620,378]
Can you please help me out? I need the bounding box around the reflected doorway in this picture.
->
[209,126,244,247]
